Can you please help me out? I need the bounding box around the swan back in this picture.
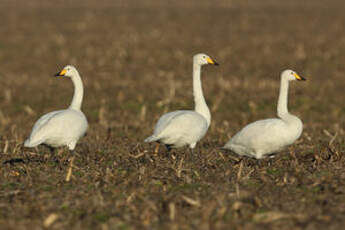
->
[149,110,208,148]
[25,109,88,149]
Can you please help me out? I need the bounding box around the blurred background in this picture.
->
[0,0,344,229]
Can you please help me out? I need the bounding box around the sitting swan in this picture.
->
[223,69,306,159]
[145,53,218,153]
[24,65,88,180]
[24,65,88,150]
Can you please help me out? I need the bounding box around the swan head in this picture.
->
[193,53,219,66]
[55,65,79,78]
[281,69,306,81]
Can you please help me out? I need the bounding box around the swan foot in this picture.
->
[165,144,172,152]
[42,144,56,155]
[189,147,197,162]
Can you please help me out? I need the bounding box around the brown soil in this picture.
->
[0,0,345,229]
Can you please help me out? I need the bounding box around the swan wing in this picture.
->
[235,119,284,139]
[145,111,189,142]
[229,119,287,146]
[225,118,292,158]
[26,110,63,142]
[153,110,188,135]
[155,111,208,146]
[25,109,88,147]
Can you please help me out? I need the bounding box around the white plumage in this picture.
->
[224,69,306,159]
[145,53,218,150]
[24,65,88,151]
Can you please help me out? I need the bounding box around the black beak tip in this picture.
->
[54,72,61,77]
[214,62,219,66]
[301,77,307,81]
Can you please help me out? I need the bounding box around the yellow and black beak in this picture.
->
[294,73,306,81]
[54,69,67,77]
[207,57,219,66]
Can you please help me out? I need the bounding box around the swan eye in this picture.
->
[203,56,206,59]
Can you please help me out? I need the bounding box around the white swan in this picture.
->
[223,69,306,159]
[145,53,218,152]
[24,65,88,152]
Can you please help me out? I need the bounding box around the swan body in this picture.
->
[224,69,306,159]
[145,53,218,150]
[24,65,88,151]
[145,110,208,148]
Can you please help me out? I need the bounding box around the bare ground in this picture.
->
[0,0,345,229]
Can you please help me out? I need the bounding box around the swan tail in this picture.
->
[24,139,34,147]
[24,138,43,148]
[223,142,243,152]
[144,135,159,143]
[223,137,238,150]
[222,141,232,149]
[220,145,229,150]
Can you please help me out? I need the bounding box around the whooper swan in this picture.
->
[24,65,88,181]
[223,69,306,159]
[145,53,219,154]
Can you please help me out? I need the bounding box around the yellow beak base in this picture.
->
[207,57,219,65]
[55,69,67,77]
[294,73,306,81]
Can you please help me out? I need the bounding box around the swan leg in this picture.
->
[44,145,56,155]
[267,153,277,159]
[43,145,59,163]
[189,143,197,160]
[65,151,75,182]
[189,147,196,162]
[165,144,172,153]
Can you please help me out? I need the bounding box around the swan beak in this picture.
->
[207,57,219,66]
[55,69,67,77]
[294,73,306,81]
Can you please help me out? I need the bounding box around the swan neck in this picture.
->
[69,71,84,110]
[193,62,211,126]
[277,77,289,118]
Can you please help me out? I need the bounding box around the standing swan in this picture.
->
[24,65,88,180]
[223,70,306,159]
[145,53,218,153]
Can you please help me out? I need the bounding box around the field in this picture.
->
[1,0,345,229]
